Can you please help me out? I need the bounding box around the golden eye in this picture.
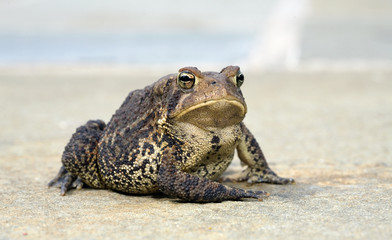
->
[177,71,195,89]
[236,72,244,87]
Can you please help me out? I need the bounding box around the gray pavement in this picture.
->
[0,68,391,239]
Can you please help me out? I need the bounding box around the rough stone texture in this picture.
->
[0,68,391,239]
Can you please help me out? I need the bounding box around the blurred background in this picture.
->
[1,0,391,71]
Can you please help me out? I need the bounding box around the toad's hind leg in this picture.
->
[48,120,106,195]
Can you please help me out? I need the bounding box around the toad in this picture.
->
[48,66,294,202]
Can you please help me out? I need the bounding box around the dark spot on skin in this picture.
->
[212,145,221,152]
[211,136,220,144]
[142,142,155,155]
[140,159,150,174]
[161,134,176,148]
[152,132,158,143]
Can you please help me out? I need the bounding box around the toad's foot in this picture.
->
[48,166,84,196]
[239,189,270,201]
[232,167,295,185]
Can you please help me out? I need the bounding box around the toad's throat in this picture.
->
[173,99,247,127]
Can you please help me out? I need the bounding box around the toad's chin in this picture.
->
[173,99,247,128]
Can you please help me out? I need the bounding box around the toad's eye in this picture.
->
[177,71,195,89]
[236,72,244,87]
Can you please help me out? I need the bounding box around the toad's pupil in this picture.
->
[180,75,192,82]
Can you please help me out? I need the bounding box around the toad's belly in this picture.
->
[189,153,235,180]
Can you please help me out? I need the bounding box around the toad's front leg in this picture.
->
[236,123,295,184]
[157,147,269,203]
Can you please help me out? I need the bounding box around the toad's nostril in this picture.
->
[211,81,217,85]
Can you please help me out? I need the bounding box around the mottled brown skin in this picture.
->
[48,66,294,202]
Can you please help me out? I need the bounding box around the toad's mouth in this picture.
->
[172,99,247,127]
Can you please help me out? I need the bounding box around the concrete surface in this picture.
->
[0,67,391,239]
